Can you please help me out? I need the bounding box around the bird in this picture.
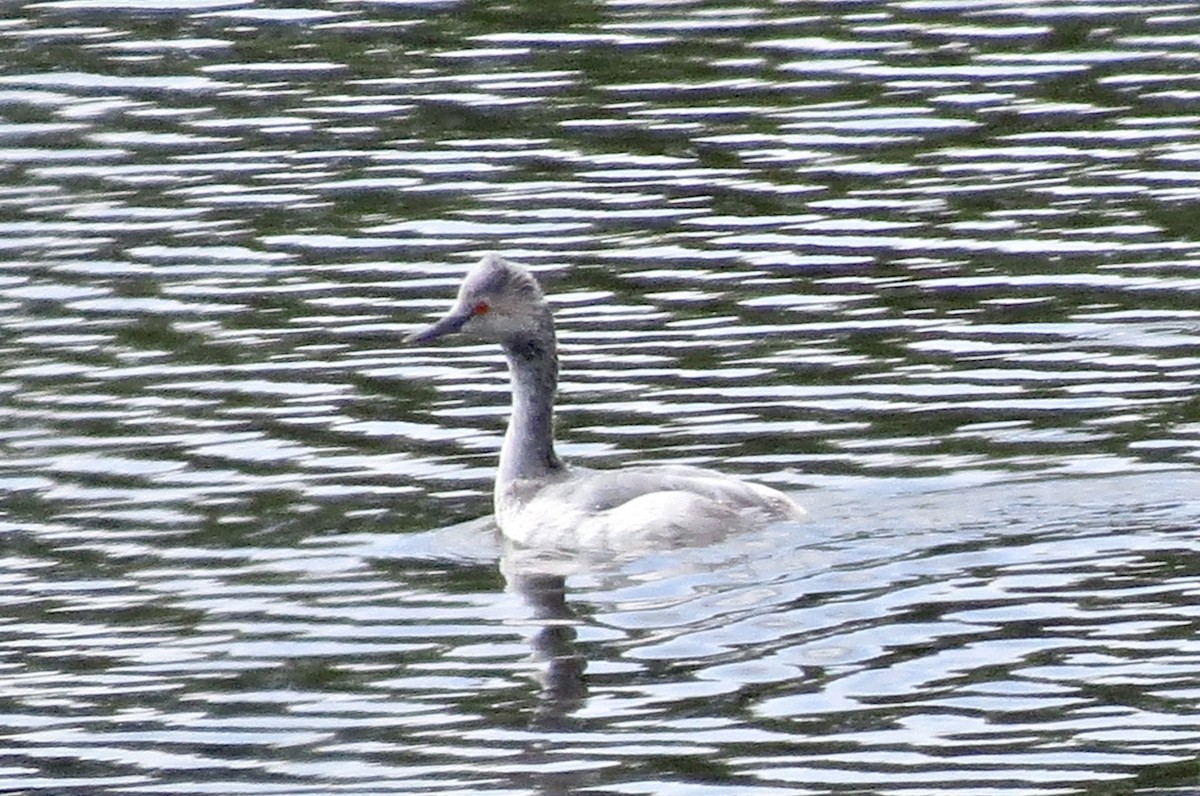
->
[405,253,805,549]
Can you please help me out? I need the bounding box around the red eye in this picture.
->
[473,301,490,315]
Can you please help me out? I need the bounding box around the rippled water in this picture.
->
[3,0,1200,793]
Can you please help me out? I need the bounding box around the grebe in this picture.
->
[406,253,805,548]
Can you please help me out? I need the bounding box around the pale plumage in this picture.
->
[406,253,805,548]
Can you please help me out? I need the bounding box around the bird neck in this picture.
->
[498,329,564,487]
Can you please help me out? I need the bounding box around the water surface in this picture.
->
[2,0,1200,793]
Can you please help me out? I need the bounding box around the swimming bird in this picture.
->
[406,253,805,548]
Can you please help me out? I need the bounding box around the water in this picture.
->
[3,0,1200,793]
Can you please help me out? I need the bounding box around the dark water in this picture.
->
[3,0,1200,793]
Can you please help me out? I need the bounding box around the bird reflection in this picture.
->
[502,551,588,730]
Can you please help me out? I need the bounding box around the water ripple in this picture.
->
[3,1,1200,794]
